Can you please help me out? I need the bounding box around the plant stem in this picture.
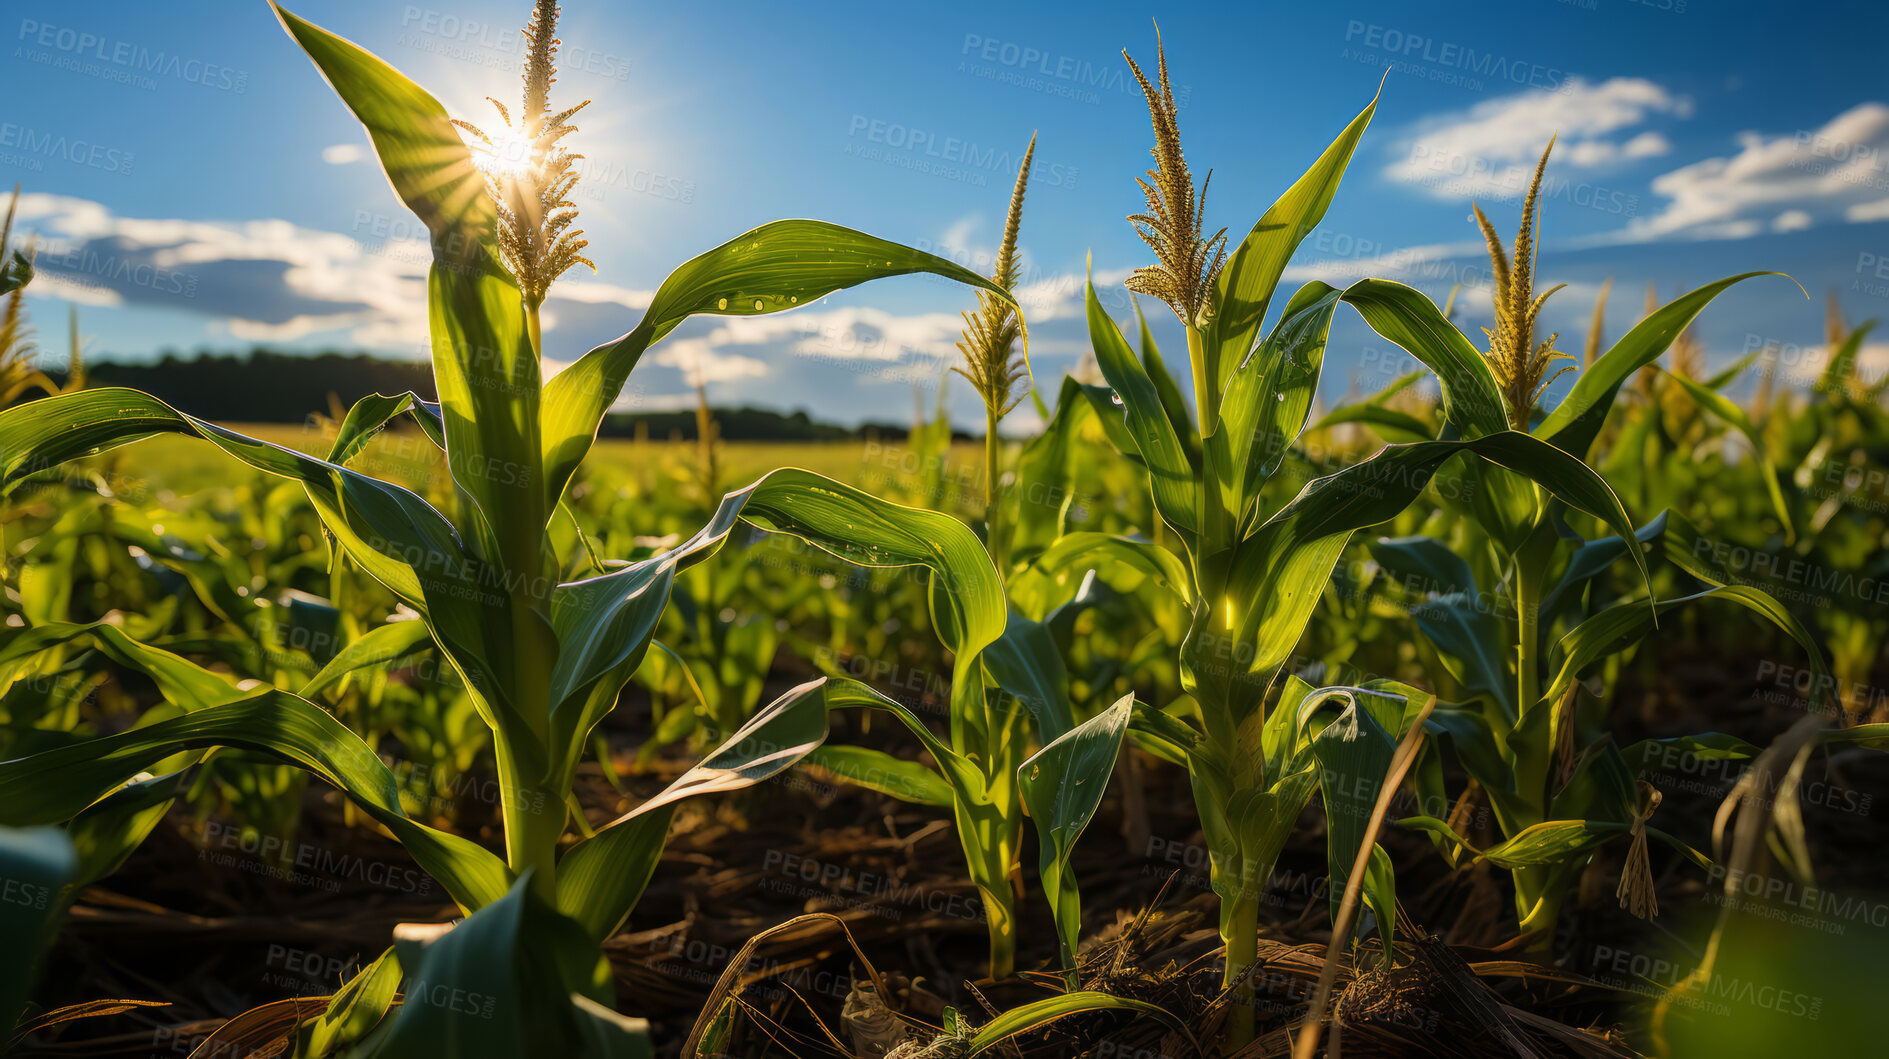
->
[1224,890,1259,1045]
[1514,513,1554,720]
[494,737,560,900]
[983,403,1004,572]
[499,298,559,904]
[1185,324,1214,433]
[1515,869,1562,951]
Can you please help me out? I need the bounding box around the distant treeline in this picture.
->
[44,349,949,441]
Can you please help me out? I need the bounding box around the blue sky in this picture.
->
[7,0,1889,428]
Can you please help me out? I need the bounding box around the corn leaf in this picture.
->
[1088,271,1201,540]
[0,828,75,1039]
[1207,90,1378,395]
[378,875,648,1059]
[1341,279,1508,437]
[801,745,952,807]
[1215,281,1343,530]
[966,990,1194,1054]
[540,221,1018,514]
[1535,273,1787,459]
[300,947,402,1056]
[1655,366,1794,542]
[555,677,844,941]
[0,691,512,911]
[1019,693,1132,983]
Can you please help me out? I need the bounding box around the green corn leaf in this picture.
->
[1019,693,1132,985]
[1309,401,1435,444]
[0,691,512,912]
[1341,279,1508,437]
[0,827,75,1040]
[1368,536,1479,598]
[300,619,434,699]
[1009,378,1096,562]
[274,3,544,573]
[1086,269,1200,540]
[1655,366,1794,542]
[377,874,648,1059]
[1535,273,1789,459]
[325,391,446,466]
[541,221,1018,514]
[269,4,490,246]
[0,388,543,779]
[800,745,952,807]
[63,771,188,915]
[1816,319,1877,395]
[555,677,841,942]
[1215,281,1343,530]
[1224,431,1646,701]
[1021,532,1194,608]
[1543,585,1829,716]
[1702,347,1766,392]
[723,468,1006,747]
[1073,379,1147,461]
[1309,369,1436,443]
[300,946,403,1056]
[1410,593,1513,717]
[1301,684,1415,946]
[1623,733,1763,775]
[2,620,247,709]
[966,990,1195,1055]
[1479,820,1624,868]
[1536,513,1669,632]
[982,611,1075,743]
[1207,90,1378,396]
[1135,297,1201,457]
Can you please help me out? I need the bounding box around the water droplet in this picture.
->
[716,297,728,310]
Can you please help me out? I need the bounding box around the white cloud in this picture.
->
[12,193,659,359]
[649,338,768,386]
[321,143,364,165]
[1773,209,1813,232]
[1389,78,1688,200]
[1625,102,1889,239]
[1845,197,1889,222]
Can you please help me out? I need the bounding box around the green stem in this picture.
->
[983,404,1004,573]
[1514,867,1562,951]
[1513,512,1554,720]
[1185,324,1214,433]
[1224,891,1259,1046]
[494,737,560,900]
[498,297,559,904]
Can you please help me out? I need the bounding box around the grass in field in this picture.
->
[97,425,988,512]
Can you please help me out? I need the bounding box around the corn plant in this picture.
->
[0,1,1021,1049]
[1342,142,1852,947]
[722,142,1089,981]
[1039,40,1668,1043]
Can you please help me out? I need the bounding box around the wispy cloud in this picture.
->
[1623,102,1889,240]
[1388,77,1689,201]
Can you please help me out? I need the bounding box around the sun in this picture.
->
[469,127,538,179]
